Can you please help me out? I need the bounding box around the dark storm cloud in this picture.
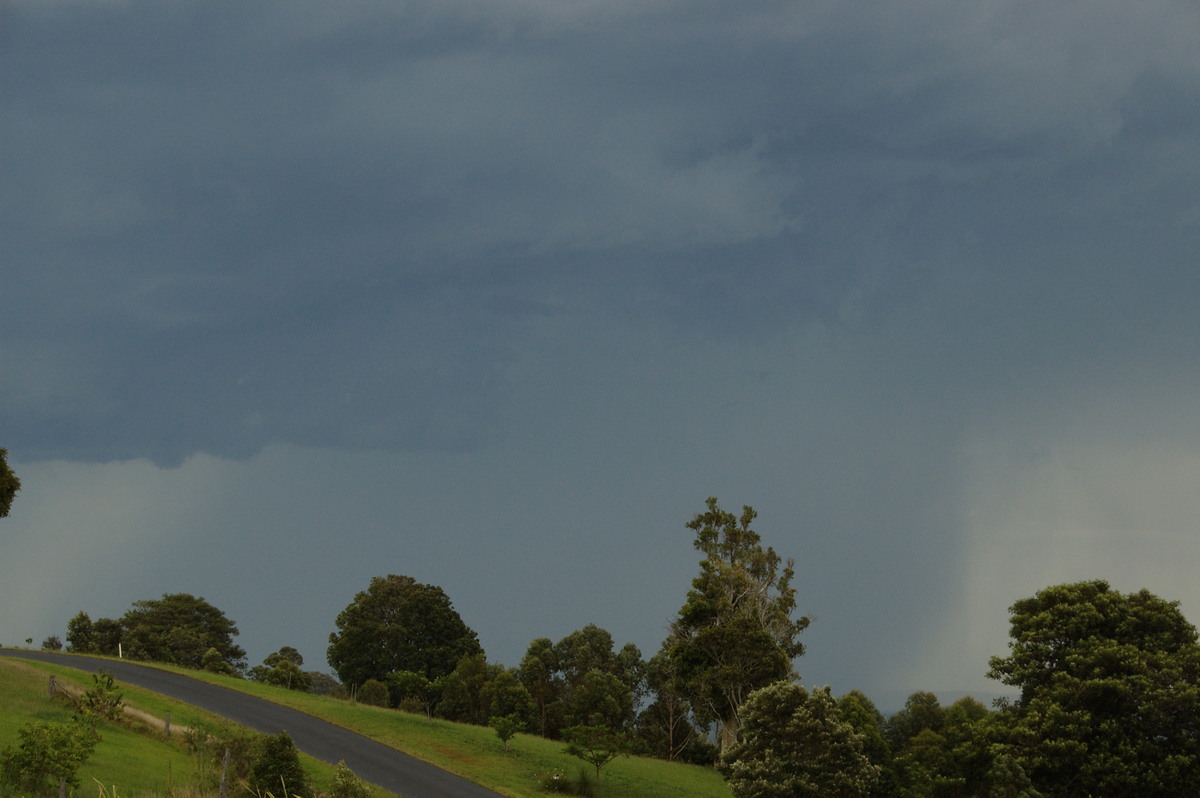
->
[5,0,1200,470]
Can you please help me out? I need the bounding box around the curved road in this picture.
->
[1,650,502,798]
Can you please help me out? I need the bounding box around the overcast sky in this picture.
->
[5,0,1200,710]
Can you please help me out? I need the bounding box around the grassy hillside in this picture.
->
[154,664,732,798]
[1,655,732,798]
[0,657,393,797]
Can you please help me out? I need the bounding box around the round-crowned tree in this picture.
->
[987,580,1200,797]
[327,574,482,688]
[719,682,879,798]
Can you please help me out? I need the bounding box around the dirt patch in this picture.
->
[5,659,194,738]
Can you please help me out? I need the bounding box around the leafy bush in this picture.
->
[489,713,524,751]
[329,760,370,798]
[78,669,125,723]
[0,718,98,796]
[356,679,390,708]
[248,731,308,797]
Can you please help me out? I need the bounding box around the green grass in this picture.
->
[147,665,731,798]
[1,654,732,798]
[0,657,394,797]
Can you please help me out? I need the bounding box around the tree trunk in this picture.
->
[719,714,739,753]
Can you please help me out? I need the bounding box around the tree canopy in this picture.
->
[0,448,20,519]
[668,497,808,750]
[719,682,878,798]
[987,580,1200,797]
[327,574,482,687]
[120,593,246,672]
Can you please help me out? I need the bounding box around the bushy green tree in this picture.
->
[250,647,312,691]
[490,713,525,751]
[66,611,94,653]
[387,670,442,716]
[986,580,1200,797]
[0,719,97,796]
[121,593,246,672]
[249,731,308,797]
[90,617,124,656]
[517,637,559,737]
[563,724,629,782]
[719,682,878,798]
[436,652,502,724]
[516,625,642,739]
[669,498,808,751]
[837,690,895,798]
[0,447,20,519]
[327,574,481,688]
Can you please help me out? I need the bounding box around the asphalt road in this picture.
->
[1,649,503,798]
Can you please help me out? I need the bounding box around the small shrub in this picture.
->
[489,713,524,751]
[562,724,628,782]
[41,635,63,651]
[329,760,370,798]
[356,679,390,708]
[78,669,125,722]
[248,731,308,797]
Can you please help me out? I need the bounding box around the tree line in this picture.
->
[41,495,1200,797]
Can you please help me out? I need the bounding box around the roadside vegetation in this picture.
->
[0,658,391,798]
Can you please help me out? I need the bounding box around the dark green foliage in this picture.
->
[719,682,878,798]
[306,671,343,697]
[515,624,642,739]
[986,580,1200,797]
[90,617,124,656]
[327,574,482,688]
[0,718,97,796]
[0,447,20,519]
[387,670,441,716]
[120,593,246,672]
[436,652,502,724]
[248,731,308,797]
[669,498,808,751]
[356,678,390,708]
[562,724,629,782]
[250,647,312,691]
[885,691,944,751]
[518,637,561,737]
[635,645,714,764]
[837,690,895,798]
[203,646,238,675]
[66,611,94,653]
[40,635,62,651]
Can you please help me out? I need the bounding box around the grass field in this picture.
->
[0,657,394,797]
[1,654,732,798]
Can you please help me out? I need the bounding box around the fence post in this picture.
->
[164,712,171,739]
[48,675,56,698]
[219,747,231,798]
